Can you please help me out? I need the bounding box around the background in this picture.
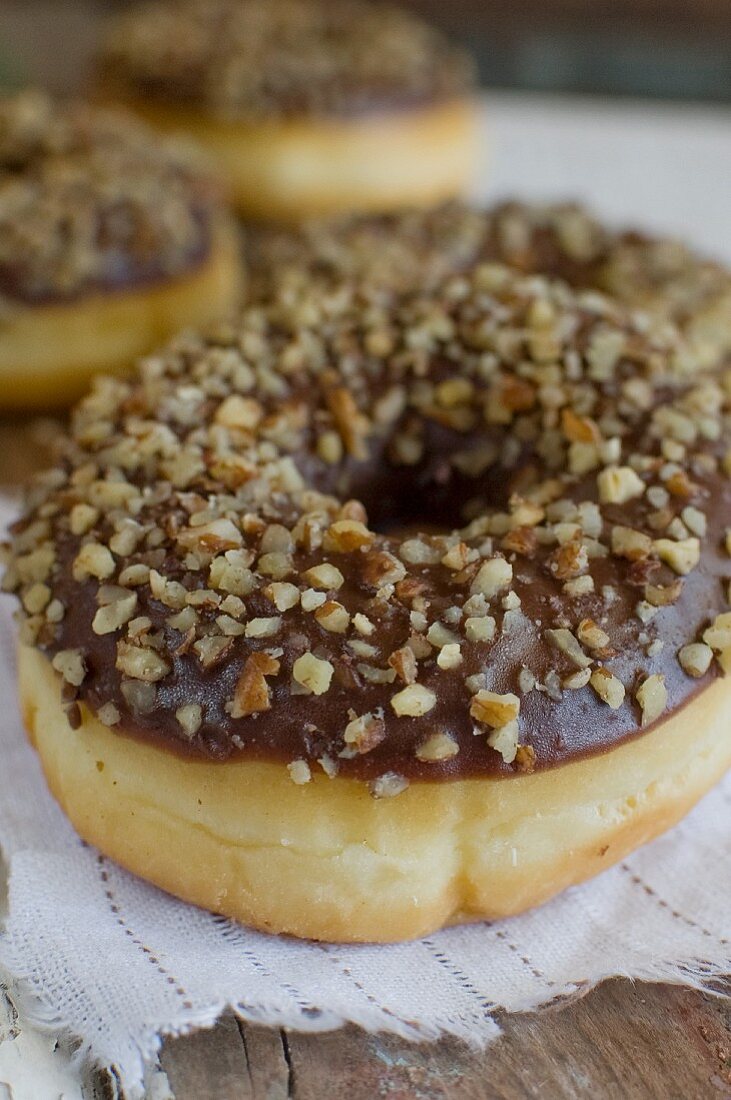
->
[1,0,731,101]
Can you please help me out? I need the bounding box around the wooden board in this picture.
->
[125,979,728,1099]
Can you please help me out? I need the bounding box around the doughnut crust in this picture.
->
[0,91,242,407]
[113,97,478,223]
[20,645,731,942]
[96,0,478,219]
[0,221,242,409]
[5,258,731,941]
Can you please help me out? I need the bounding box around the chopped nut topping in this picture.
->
[391,683,437,717]
[416,732,459,762]
[287,760,312,786]
[73,543,115,582]
[230,652,280,717]
[597,466,645,505]
[471,557,513,599]
[470,690,520,728]
[590,667,625,709]
[636,674,667,726]
[5,206,729,786]
[52,648,86,687]
[343,712,386,754]
[115,642,170,683]
[292,653,334,695]
[303,563,345,590]
[653,537,701,575]
[678,642,713,678]
[176,704,203,737]
[370,772,409,798]
[545,628,592,668]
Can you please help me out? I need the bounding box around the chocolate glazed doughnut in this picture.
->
[5,264,731,942]
[95,0,479,221]
[0,91,242,408]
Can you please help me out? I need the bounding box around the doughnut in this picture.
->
[5,262,731,944]
[0,91,242,409]
[95,0,479,222]
[250,200,731,366]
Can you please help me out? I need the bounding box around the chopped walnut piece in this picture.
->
[703,612,731,671]
[515,744,536,772]
[416,732,459,762]
[326,386,369,459]
[471,557,513,599]
[315,600,350,633]
[215,395,263,430]
[548,539,588,580]
[562,408,601,444]
[611,526,652,561]
[303,563,345,590]
[678,642,714,678]
[176,703,203,737]
[388,646,417,684]
[437,643,462,670]
[229,652,280,717]
[245,617,282,638]
[292,653,334,695]
[97,701,121,726]
[73,542,115,581]
[323,520,375,553]
[464,615,496,643]
[653,537,701,575]
[287,760,312,785]
[470,689,520,727]
[597,465,645,505]
[487,720,520,764]
[577,619,610,651]
[362,550,406,587]
[343,712,386,754]
[115,641,170,682]
[636,674,667,727]
[390,683,437,717]
[92,592,138,635]
[545,628,592,668]
[178,518,242,553]
[265,582,300,611]
[52,648,86,686]
[644,579,683,607]
[370,772,409,798]
[589,667,625,709]
[192,635,233,668]
[441,542,471,571]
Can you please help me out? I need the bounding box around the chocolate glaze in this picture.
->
[0,209,213,307]
[7,256,729,786]
[46,446,729,782]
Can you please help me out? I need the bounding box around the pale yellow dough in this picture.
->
[0,220,243,409]
[112,98,479,222]
[19,645,731,943]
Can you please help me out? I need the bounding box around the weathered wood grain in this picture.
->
[151,980,731,1100]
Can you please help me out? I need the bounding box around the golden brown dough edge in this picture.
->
[0,217,243,410]
[19,645,731,943]
[102,97,479,221]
